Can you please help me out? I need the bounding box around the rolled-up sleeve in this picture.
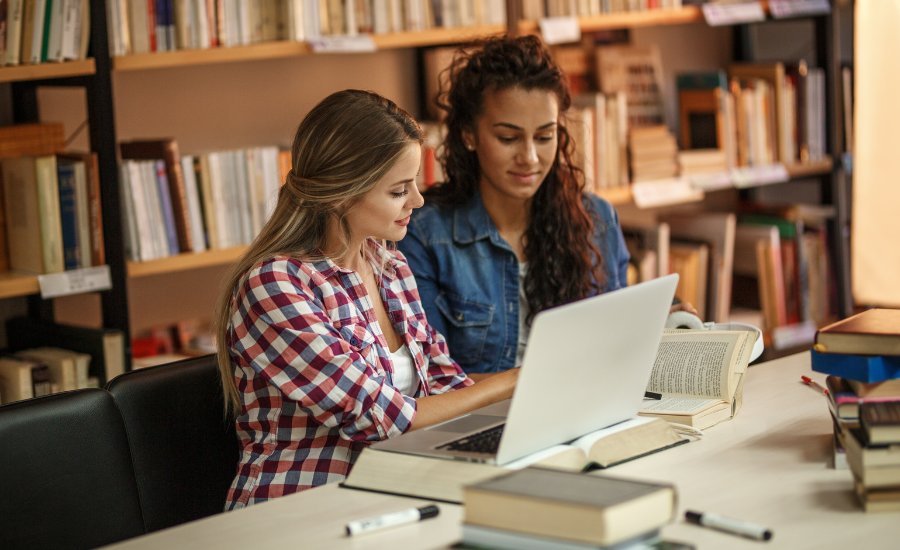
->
[231,261,417,442]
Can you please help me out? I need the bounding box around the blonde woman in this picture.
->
[215,90,518,509]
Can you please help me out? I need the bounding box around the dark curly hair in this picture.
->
[429,34,605,325]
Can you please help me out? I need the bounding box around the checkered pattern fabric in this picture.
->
[224,242,471,509]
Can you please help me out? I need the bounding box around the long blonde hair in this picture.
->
[214,89,423,411]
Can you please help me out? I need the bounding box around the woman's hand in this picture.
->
[410,367,519,430]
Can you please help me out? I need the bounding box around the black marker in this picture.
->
[685,510,772,541]
[345,504,440,536]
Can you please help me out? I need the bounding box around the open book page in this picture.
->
[647,329,753,403]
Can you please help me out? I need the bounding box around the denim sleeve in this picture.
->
[608,203,631,289]
[397,222,449,339]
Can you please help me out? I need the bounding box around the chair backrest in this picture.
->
[0,389,145,550]
[106,354,239,533]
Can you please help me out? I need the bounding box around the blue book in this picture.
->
[153,160,180,255]
[56,160,80,270]
[811,349,900,383]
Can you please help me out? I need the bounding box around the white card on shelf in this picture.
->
[730,164,789,188]
[686,171,733,192]
[702,2,765,26]
[39,265,113,299]
[308,35,377,53]
[538,17,581,45]
[768,0,831,19]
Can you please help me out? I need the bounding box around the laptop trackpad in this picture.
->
[428,414,501,433]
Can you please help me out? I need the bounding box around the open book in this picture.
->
[341,417,688,504]
[639,329,756,430]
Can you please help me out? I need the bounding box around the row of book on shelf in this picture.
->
[1,0,91,67]
[812,308,900,513]
[0,316,125,404]
[118,139,286,262]
[619,201,835,351]
[0,123,106,275]
[105,0,509,56]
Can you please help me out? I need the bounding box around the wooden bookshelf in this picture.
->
[371,25,506,49]
[0,60,95,83]
[517,6,703,34]
[127,247,247,278]
[596,186,633,206]
[0,272,40,299]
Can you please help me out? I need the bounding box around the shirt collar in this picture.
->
[452,192,497,244]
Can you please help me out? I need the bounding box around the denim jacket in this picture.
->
[398,191,630,374]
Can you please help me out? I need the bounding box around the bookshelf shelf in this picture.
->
[0,272,40,299]
[371,25,506,49]
[517,6,703,34]
[0,59,96,83]
[113,42,312,71]
[127,247,247,278]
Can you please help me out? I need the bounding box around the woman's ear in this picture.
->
[462,129,476,151]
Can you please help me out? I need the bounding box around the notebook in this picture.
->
[373,273,679,465]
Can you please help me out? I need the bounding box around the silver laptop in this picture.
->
[373,273,679,465]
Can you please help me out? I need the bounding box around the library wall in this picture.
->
[112,50,420,153]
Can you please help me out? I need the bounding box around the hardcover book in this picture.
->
[463,467,676,548]
[814,309,900,356]
[860,402,900,445]
[342,417,687,504]
[812,349,900,383]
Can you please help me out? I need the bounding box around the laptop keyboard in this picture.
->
[437,424,505,454]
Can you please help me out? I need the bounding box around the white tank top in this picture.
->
[390,344,418,396]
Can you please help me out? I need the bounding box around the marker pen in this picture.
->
[685,510,773,541]
[345,504,440,536]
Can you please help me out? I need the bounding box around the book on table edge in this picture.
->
[825,375,900,422]
[811,349,900,383]
[459,524,664,550]
[854,482,900,513]
[341,417,688,504]
[840,425,900,469]
[814,308,900,356]
[463,467,676,548]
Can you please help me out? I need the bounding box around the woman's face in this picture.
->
[345,142,424,243]
[464,86,559,203]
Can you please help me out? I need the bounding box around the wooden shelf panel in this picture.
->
[113,42,312,71]
[0,271,40,299]
[127,247,247,278]
[0,59,95,83]
[371,25,506,49]
[596,186,633,206]
[518,6,703,34]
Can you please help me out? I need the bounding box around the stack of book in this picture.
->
[812,308,900,512]
[460,467,677,550]
[627,125,679,183]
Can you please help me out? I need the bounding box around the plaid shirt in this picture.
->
[224,242,472,509]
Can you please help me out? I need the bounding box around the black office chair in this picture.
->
[106,354,240,533]
[0,389,146,550]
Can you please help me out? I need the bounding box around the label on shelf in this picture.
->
[768,0,831,19]
[538,17,581,45]
[308,35,377,53]
[38,265,112,299]
[631,177,704,209]
[730,164,789,188]
[702,2,765,26]
[686,171,733,192]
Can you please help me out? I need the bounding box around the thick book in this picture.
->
[854,482,900,513]
[5,317,125,385]
[860,402,900,445]
[811,349,900,383]
[341,417,687,504]
[0,356,52,403]
[1,155,65,274]
[844,427,900,489]
[463,467,676,548]
[814,309,900,356]
[825,375,900,424]
[638,329,755,429]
